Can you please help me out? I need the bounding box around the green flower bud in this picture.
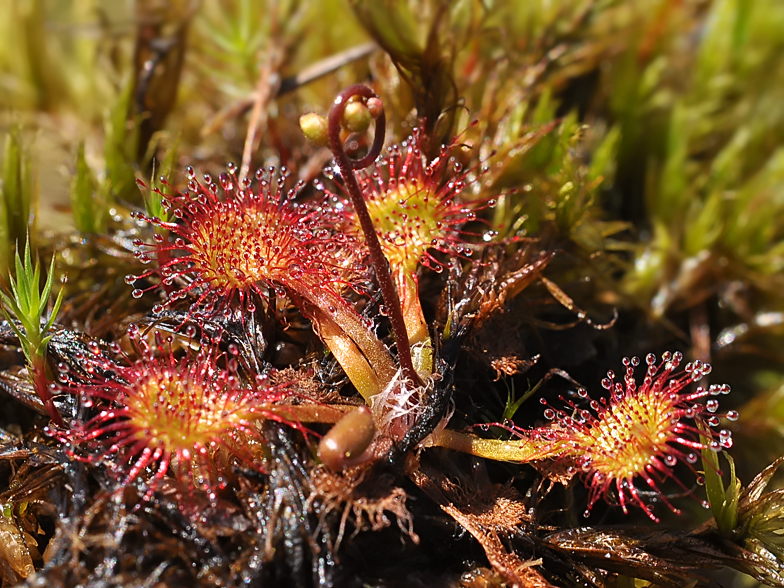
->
[299,112,329,147]
[342,101,372,134]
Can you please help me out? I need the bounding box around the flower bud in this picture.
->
[299,112,329,147]
[367,97,384,119]
[341,101,372,134]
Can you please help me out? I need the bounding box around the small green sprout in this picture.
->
[701,424,741,537]
[502,377,543,423]
[0,238,65,425]
[104,79,140,204]
[145,134,180,225]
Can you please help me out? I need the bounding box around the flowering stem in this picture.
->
[328,84,421,388]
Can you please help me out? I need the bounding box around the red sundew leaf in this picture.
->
[56,333,308,505]
[539,352,736,522]
[130,165,365,321]
[353,126,497,277]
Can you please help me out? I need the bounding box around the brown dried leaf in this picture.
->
[438,241,553,343]
[542,527,704,587]
[0,452,64,585]
[0,510,35,584]
[410,465,550,587]
[442,497,551,588]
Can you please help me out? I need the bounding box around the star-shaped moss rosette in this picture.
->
[59,332,305,503]
[130,166,395,401]
[0,240,65,426]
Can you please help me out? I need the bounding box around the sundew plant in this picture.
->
[1,1,784,587]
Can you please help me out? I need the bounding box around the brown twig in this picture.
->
[239,45,283,183]
[202,43,377,138]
